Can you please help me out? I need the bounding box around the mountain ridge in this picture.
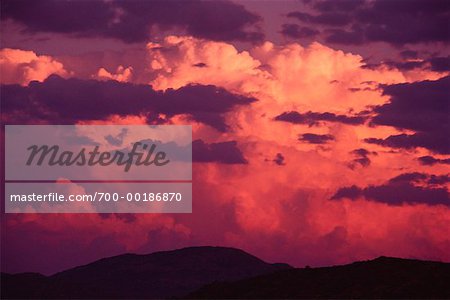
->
[2,246,450,299]
[1,246,291,299]
[188,253,450,299]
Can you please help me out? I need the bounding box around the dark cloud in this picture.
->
[363,55,450,72]
[365,133,449,155]
[388,172,428,184]
[418,156,450,166]
[400,50,419,59]
[1,75,256,132]
[193,63,208,68]
[325,27,364,45]
[332,185,361,200]
[350,156,370,168]
[280,24,319,39]
[428,174,450,185]
[390,172,449,186]
[192,140,247,164]
[105,128,128,146]
[429,56,450,72]
[299,133,334,144]
[383,60,426,71]
[275,111,366,126]
[312,0,365,12]
[360,0,450,45]
[273,153,286,166]
[332,173,449,206]
[295,0,450,46]
[351,148,372,157]
[348,148,376,169]
[1,0,264,43]
[366,76,450,154]
[287,11,352,26]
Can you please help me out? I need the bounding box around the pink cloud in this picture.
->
[0,48,69,85]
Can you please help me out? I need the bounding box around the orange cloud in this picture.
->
[94,65,133,82]
[0,48,69,85]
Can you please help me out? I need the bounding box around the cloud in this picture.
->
[94,65,133,82]
[193,62,208,68]
[365,133,450,155]
[325,27,365,45]
[287,11,352,26]
[364,55,450,73]
[272,153,285,166]
[399,50,419,59]
[275,111,367,126]
[348,148,376,169]
[367,76,450,154]
[1,0,264,43]
[192,140,248,164]
[292,0,450,46]
[280,24,320,39]
[388,172,428,184]
[332,173,449,206]
[0,48,68,85]
[312,0,365,12]
[299,133,335,144]
[104,128,128,146]
[418,156,450,166]
[146,35,265,92]
[145,36,412,118]
[429,56,450,72]
[379,60,426,72]
[428,174,450,185]
[1,75,255,131]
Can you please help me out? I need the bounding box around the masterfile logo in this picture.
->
[6,125,191,180]
[25,141,170,172]
[5,125,192,213]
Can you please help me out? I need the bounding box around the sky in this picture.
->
[1,0,449,275]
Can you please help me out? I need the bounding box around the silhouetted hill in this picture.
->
[1,246,291,299]
[188,256,450,299]
[3,249,449,299]
[1,272,49,299]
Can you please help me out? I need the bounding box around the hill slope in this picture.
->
[1,246,291,299]
[188,256,450,299]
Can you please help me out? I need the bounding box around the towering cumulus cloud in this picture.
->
[0,48,68,85]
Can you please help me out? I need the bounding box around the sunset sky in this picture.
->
[1,0,449,275]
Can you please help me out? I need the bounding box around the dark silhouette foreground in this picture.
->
[1,246,290,299]
[188,256,450,299]
[2,247,449,299]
